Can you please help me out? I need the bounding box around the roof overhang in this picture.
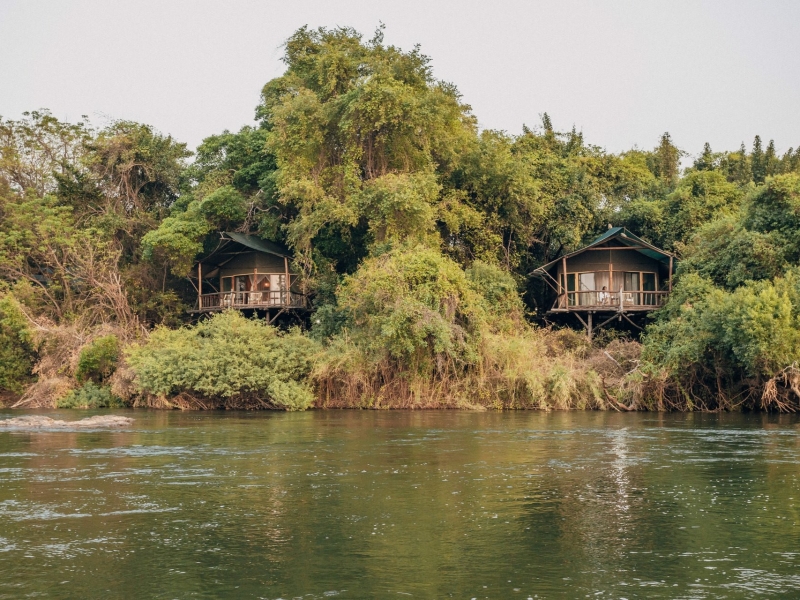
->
[195,232,292,273]
[530,227,676,277]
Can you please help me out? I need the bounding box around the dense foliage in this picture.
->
[75,335,120,384]
[0,295,36,395]
[57,381,123,409]
[126,311,318,410]
[3,25,800,410]
[637,174,800,410]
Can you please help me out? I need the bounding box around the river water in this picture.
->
[0,410,799,599]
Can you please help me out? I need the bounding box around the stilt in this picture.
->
[596,313,620,330]
[621,312,644,330]
[268,307,286,325]
[587,312,593,341]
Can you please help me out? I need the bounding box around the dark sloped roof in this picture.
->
[531,227,675,275]
[197,232,292,272]
[221,232,291,258]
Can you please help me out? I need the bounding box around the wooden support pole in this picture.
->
[597,313,620,331]
[268,307,286,325]
[284,256,290,305]
[587,312,593,342]
[668,256,673,292]
[609,252,613,306]
[197,262,202,309]
[621,313,644,331]
[561,256,568,307]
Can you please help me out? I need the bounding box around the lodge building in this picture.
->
[191,232,308,320]
[531,227,675,338]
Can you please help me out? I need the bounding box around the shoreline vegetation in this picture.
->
[2,26,800,412]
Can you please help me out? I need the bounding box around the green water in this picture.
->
[1,411,799,599]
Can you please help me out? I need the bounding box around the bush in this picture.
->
[314,244,606,409]
[127,311,319,410]
[334,243,487,370]
[75,335,119,384]
[57,381,123,408]
[0,295,36,395]
[638,269,800,409]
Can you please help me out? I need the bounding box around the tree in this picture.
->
[660,170,741,248]
[694,142,714,171]
[649,132,683,186]
[751,135,765,183]
[764,139,779,178]
[0,112,194,329]
[256,26,476,276]
[0,110,91,196]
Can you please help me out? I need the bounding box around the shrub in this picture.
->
[0,295,36,395]
[638,269,800,409]
[334,243,488,371]
[75,335,120,384]
[126,311,319,410]
[315,244,605,409]
[57,381,123,408]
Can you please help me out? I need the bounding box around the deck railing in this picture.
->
[198,291,308,311]
[555,289,668,310]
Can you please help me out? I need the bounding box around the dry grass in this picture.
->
[10,311,140,409]
[19,313,798,413]
[313,327,616,410]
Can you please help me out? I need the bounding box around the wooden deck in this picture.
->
[192,291,309,313]
[547,290,668,314]
[546,289,669,339]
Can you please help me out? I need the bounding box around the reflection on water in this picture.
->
[0,410,799,599]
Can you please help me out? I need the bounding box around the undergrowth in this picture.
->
[57,382,124,409]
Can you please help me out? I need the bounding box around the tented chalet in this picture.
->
[531,227,676,338]
[191,233,307,316]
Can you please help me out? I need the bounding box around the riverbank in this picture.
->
[2,307,627,411]
[5,321,797,413]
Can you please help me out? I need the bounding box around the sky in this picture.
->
[1,0,799,159]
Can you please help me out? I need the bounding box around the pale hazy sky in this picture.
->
[1,0,798,158]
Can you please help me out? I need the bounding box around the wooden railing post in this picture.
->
[197,262,202,309]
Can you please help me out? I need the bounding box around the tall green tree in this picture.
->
[256,25,476,276]
[751,135,765,183]
[649,132,683,186]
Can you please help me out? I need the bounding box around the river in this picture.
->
[0,410,799,599]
